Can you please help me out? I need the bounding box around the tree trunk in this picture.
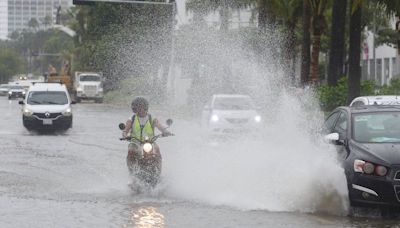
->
[328,0,347,86]
[285,24,297,84]
[220,0,229,31]
[301,0,311,85]
[347,1,362,104]
[310,34,321,83]
[258,0,268,33]
[258,0,276,33]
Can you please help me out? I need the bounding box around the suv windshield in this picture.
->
[80,75,100,81]
[353,112,400,143]
[27,91,68,105]
[10,85,24,90]
[213,97,255,110]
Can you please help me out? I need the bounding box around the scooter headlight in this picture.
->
[143,143,153,153]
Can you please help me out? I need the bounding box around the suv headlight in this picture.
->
[62,107,72,116]
[23,108,33,117]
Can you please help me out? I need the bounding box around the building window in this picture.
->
[393,57,398,78]
[384,58,390,85]
[377,59,382,86]
[369,59,375,81]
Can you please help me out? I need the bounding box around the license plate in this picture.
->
[43,119,53,125]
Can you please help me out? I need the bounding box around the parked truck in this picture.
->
[74,72,104,103]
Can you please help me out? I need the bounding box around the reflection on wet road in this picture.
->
[123,206,165,228]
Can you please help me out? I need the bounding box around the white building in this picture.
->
[362,28,400,86]
[0,0,8,39]
[0,0,71,40]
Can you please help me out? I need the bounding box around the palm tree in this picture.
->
[347,0,362,104]
[27,18,39,32]
[301,0,311,85]
[327,0,347,86]
[308,0,329,83]
[266,0,302,82]
[42,15,53,29]
[257,0,277,33]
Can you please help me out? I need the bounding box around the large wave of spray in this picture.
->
[158,25,349,215]
[96,6,350,215]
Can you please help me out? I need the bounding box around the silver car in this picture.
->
[0,84,12,96]
[201,94,262,134]
[8,85,26,99]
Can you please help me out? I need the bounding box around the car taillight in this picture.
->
[353,159,388,176]
[375,166,388,176]
[363,162,375,174]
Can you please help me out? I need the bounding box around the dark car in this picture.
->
[324,105,400,212]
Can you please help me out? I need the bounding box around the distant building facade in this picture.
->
[362,28,400,86]
[0,0,7,39]
[0,0,71,40]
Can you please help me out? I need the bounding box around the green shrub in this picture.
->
[378,79,400,95]
[317,77,376,112]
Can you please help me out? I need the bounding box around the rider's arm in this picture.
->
[154,118,171,135]
[123,119,132,138]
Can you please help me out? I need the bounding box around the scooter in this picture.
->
[118,119,173,188]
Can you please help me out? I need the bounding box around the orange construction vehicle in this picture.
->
[46,60,75,99]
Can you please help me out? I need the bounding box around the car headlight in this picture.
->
[22,91,26,94]
[143,143,153,153]
[254,115,261,122]
[211,114,219,122]
[8,91,12,94]
[62,107,72,116]
[23,108,33,117]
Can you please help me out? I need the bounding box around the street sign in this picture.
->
[73,0,174,5]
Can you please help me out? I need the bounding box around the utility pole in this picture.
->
[373,11,376,83]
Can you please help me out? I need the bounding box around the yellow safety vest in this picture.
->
[131,114,154,142]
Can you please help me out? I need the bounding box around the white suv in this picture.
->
[201,94,262,134]
[19,83,74,131]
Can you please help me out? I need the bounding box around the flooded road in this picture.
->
[0,96,399,227]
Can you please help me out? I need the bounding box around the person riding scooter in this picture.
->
[122,97,172,175]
